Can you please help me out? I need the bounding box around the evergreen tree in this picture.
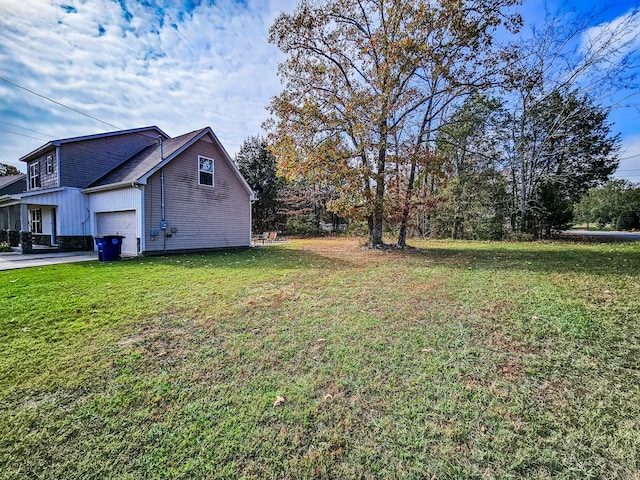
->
[235,136,283,232]
[505,89,619,235]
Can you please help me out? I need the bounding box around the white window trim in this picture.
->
[198,155,214,187]
[46,155,53,174]
[29,162,40,189]
[30,208,42,234]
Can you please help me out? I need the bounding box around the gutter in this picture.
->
[18,186,67,197]
[19,142,57,162]
[0,194,21,206]
[83,181,144,194]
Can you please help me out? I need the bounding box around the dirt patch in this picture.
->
[479,300,514,321]
[535,379,572,410]
[497,356,522,379]
[20,392,60,411]
[118,315,195,362]
[412,278,445,293]
[480,328,537,356]
[294,238,394,266]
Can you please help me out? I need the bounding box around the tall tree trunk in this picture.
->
[397,155,417,247]
[520,159,527,231]
[370,142,387,247]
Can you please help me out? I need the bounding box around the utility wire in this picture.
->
[0,120,53,138]
[0,77,122,130]
[619,153,640,161]
[0,127,48,141]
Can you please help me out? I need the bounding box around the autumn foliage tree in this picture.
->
[266,0,520,247]
[0,163,20,176]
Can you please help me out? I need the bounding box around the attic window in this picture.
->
[198,156,214,186]
[29,162,41,189]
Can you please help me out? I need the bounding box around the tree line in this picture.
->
[240,0,639,244]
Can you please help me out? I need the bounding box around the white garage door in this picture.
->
[96,210,137,256]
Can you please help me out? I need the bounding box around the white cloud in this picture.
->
[581,9,640,67]
[0,0,298,170]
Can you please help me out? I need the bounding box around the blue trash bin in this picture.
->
[94,237,105,261]
[95,235,125,261]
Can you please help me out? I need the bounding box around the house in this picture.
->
[0,174,27,246]
[0,126,254,255]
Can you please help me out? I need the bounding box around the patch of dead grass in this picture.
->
[118,315,194,363]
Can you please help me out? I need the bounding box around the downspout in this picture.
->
[132,182,144,255]
[161,168,166,254]
[159,136,166,254]
[249,194,254,246]
[139,185,145,254]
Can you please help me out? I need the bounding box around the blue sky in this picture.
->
[1,0,639,181]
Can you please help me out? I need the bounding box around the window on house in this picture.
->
[29,162,41,189]
[198,156,214,186]
[46,155,53,174]
[30,209,42,234]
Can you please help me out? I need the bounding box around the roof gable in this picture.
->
[85,127,254,198]
[19,126,169,163]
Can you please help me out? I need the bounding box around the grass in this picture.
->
[0,238,639,479]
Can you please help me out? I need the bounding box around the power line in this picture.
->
[619,153,640,161]
[0,127,48,141]
[0,77,122,131]
[0,120,53,138]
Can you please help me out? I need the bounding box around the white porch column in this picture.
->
[19,203,29,232]
[19,203,32,252]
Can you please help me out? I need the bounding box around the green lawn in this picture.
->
[1,238,638,479]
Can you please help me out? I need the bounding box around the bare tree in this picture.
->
[502,6,639,231]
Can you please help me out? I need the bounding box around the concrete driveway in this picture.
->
[0,251,98,271]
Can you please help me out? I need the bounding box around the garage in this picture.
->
[96,210,138,256]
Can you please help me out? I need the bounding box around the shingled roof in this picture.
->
[19,126,169,163]
[85,127,253,197]
[87,128,208,188]
[0,174,26,194]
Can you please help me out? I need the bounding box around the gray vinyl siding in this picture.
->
[143,139,251,252]
[21,188,89,236]
[59,132,158,188]
[26,150,57,191]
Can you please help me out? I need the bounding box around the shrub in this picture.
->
[344,221,369,237]
[505,231,535,242]
[284,216,317,236]
[615,210,640,231]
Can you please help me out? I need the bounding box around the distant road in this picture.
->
[559,230,640,241]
